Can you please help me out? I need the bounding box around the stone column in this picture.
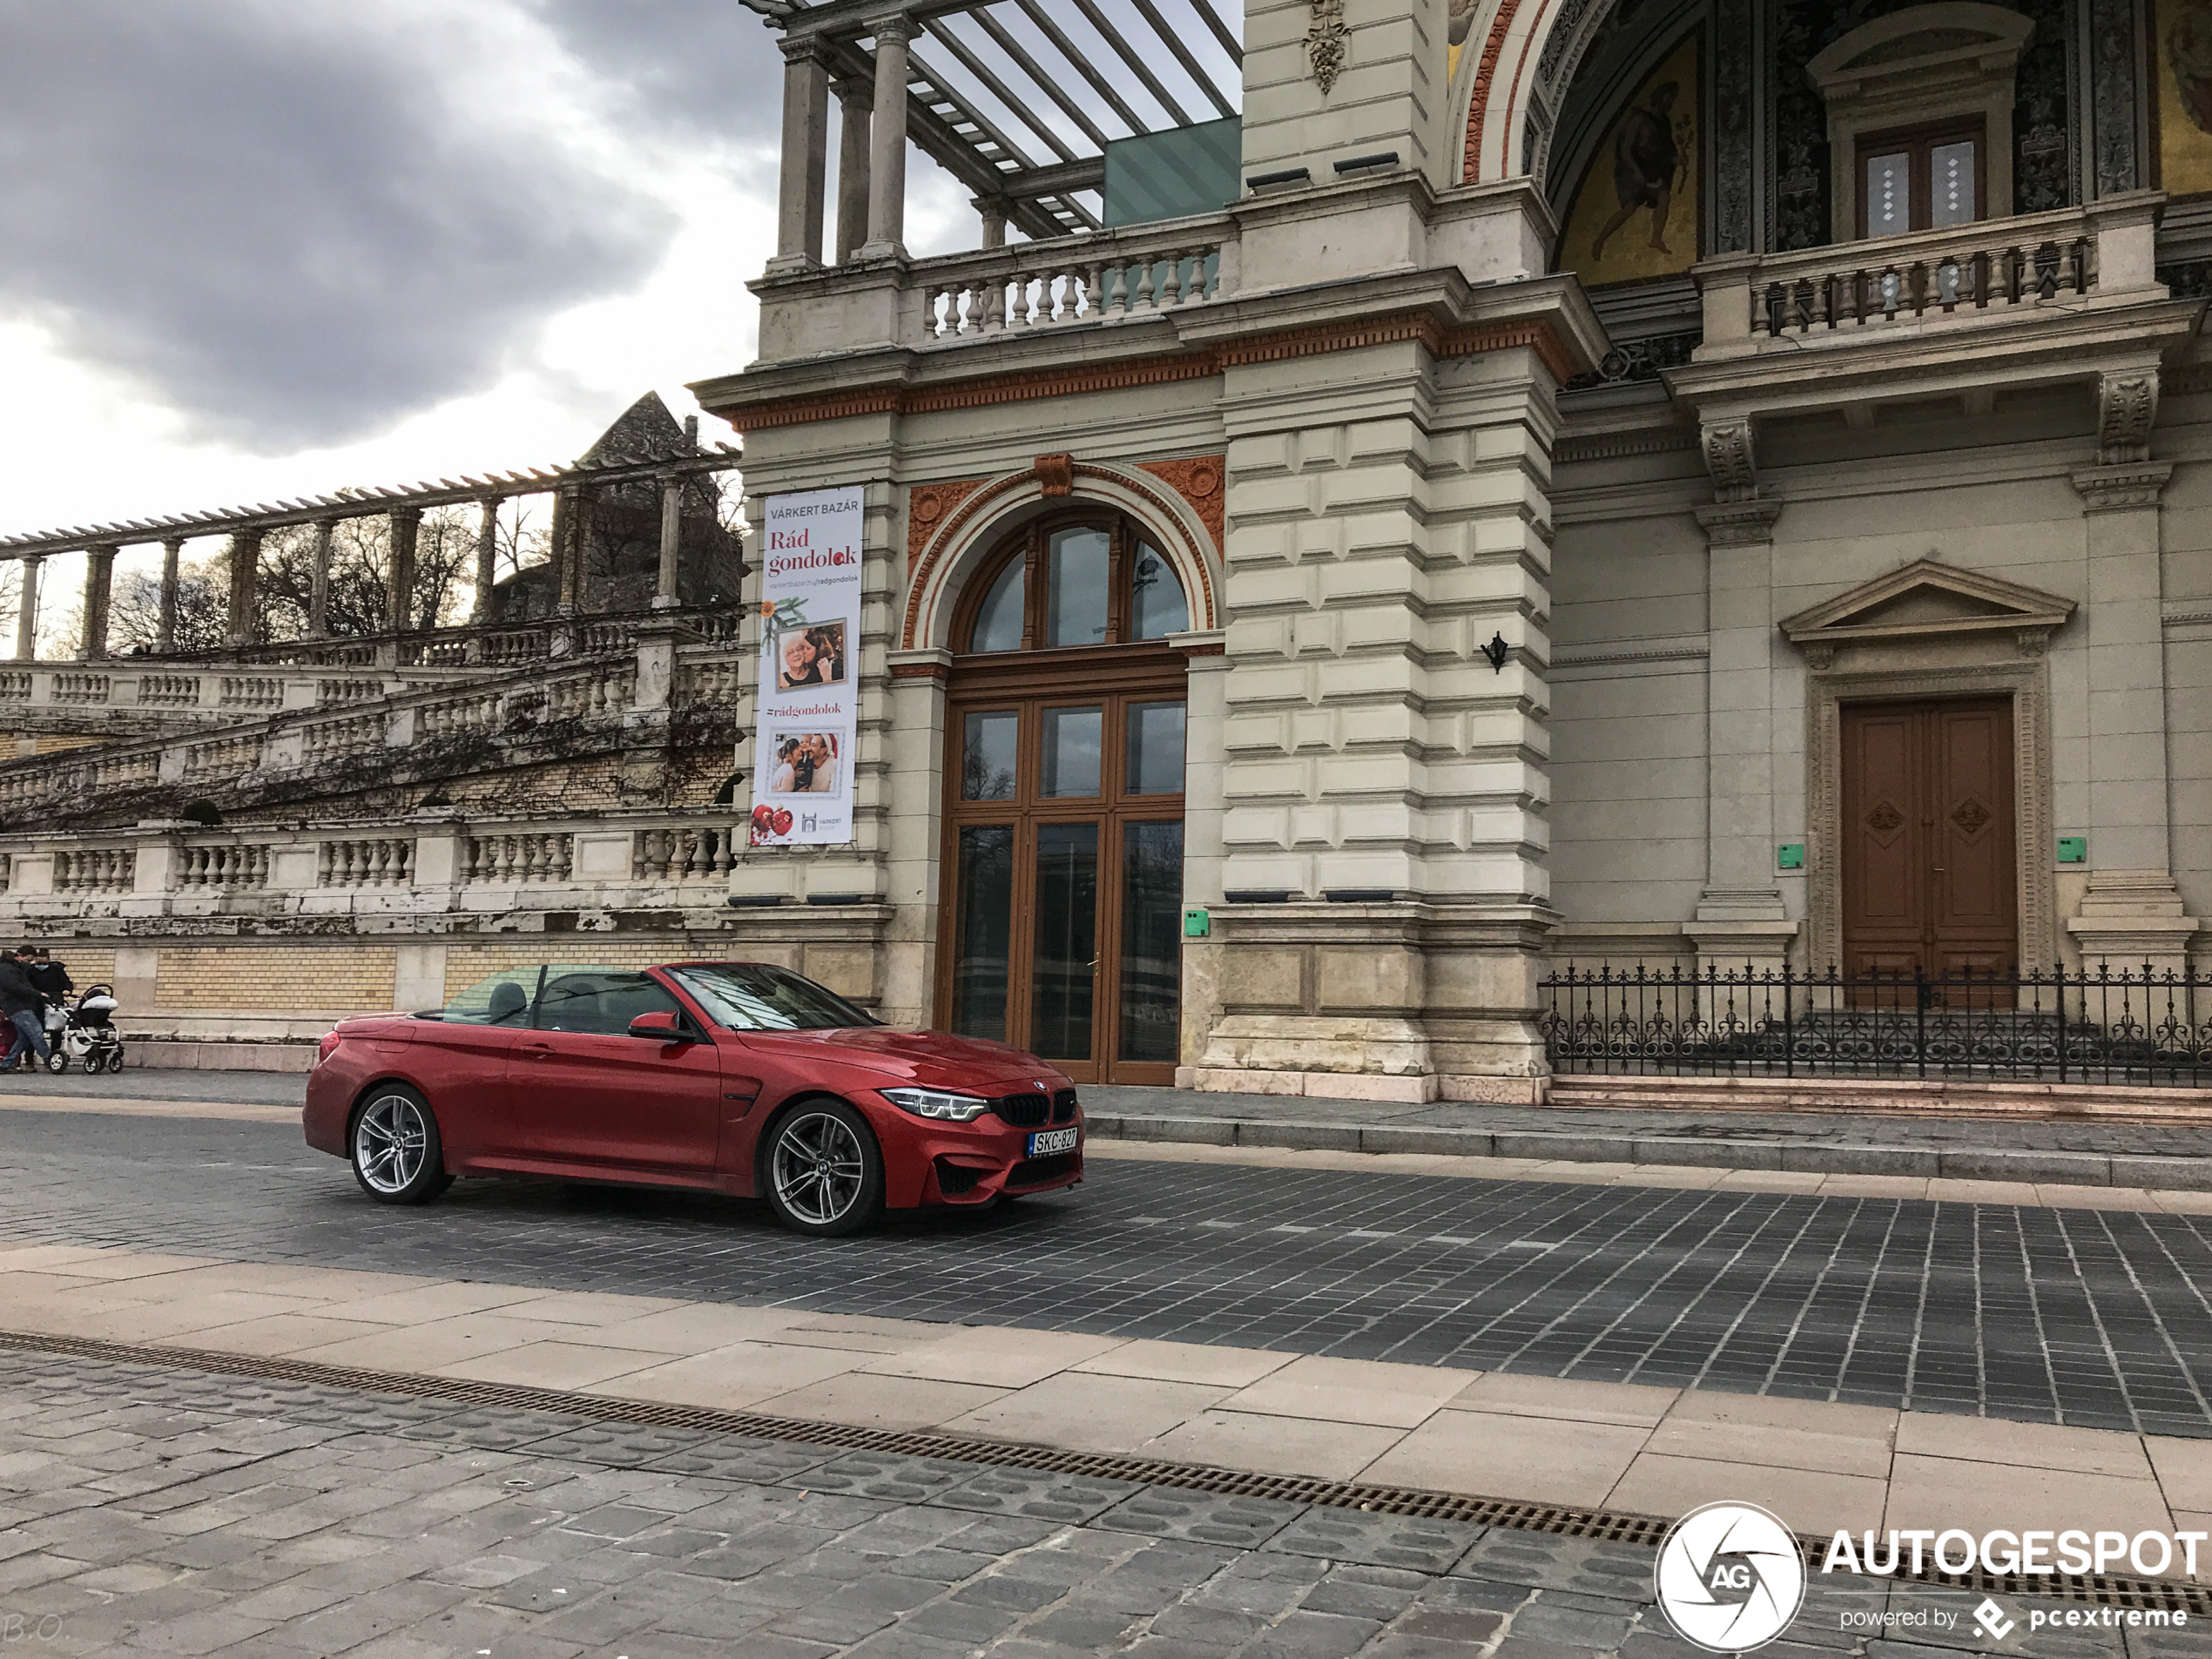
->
[1689,421,1799,981]
[656,476,683,610]
[975,198,1008,249]
[78,544,117,662]
[16,556,41,662]
[388,506,421,633]
[771,40,831,272]
[308,519,335,638]
[857,17,913,260]
[2067,442,2195,967]
[555,486,592,614]
[472,498,500,623]
[226,529,263,647]
[833,77,873,263]
[156,537,183,654]
[884,650,951,1028]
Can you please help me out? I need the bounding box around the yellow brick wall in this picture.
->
[154,945,397,1012]
[442,941,671,1001]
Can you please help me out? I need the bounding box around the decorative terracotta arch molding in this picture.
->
[1460,0,1622,184]
[900,458,1223,652]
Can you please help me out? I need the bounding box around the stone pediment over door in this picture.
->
[1778,558,2076,668]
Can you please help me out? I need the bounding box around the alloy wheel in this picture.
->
[354,1094,429,1196]
[772,1111,867,1226]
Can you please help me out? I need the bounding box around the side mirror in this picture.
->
[628,1011,691,1042]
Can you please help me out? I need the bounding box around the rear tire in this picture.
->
[349,1086,451,1205]
[41,1050,65,1075]
[763,1102,884,1238]
[79,1055,100,1075]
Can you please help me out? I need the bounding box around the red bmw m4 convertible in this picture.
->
[303,961,1083,1237]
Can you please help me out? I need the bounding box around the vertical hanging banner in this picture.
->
[749,486,864,846]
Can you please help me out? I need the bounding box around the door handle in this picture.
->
[523,1042,553,1061]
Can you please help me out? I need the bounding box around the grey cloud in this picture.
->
[0,2,677,449]
[526,0,787,140]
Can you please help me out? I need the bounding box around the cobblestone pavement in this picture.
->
[1,1109,2209,1439]
[0,1343,2198,1659]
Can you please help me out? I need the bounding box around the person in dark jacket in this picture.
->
[0,948,49,1072]
[27,950,71,1012]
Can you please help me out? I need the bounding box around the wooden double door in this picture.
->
[1839,698,2018,981]
[936,649,1187,1084]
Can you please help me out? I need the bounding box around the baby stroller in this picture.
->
[43,985,124,1075]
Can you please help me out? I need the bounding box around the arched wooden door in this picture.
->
[936,512,1190,1084]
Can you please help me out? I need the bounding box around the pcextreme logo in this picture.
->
[1656,1503,1808,1653]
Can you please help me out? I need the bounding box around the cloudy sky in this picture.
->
[0,0,996,570]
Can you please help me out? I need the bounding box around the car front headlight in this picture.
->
[880,1086,993,1123]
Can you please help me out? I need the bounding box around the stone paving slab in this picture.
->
[0,1342,2197,1657]
[3,1244,2208,1548]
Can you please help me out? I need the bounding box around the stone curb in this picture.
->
[1082,1113,2212,1190]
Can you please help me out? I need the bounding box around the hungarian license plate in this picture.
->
[1026,1127,1079,1157]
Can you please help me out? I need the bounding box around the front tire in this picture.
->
[764,1102,884,1237]
[349,1087,451,1205]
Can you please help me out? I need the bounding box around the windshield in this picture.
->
[668,963,878,1032]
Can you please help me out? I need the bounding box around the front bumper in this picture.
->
[868,1101,1085,1207]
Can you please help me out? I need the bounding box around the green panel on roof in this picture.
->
[1103,117,1242,227]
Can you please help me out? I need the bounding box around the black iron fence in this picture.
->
[1540,962,2212,1088]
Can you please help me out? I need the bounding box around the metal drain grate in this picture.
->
[3,1325,2202,1615]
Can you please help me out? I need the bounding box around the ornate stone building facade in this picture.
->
[692,0,2212,1103]
[4,0,2209,1100]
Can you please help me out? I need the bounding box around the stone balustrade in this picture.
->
[1696,194,2165,354]
[911,218,1232,345]
[320,839,413,889]
[633,824,738,881]
[0,637,738,823]
[464,832,573,884]
[0,812,744,918]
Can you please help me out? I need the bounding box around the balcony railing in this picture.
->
[0,811,744,915]
[1694,194,2162,354]
[907,215,1232,346]
[1542,961,2212,1088]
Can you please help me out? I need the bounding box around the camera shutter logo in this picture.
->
[1655,1502,1807,1652]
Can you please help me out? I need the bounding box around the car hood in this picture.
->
[738,1026,1062,1089]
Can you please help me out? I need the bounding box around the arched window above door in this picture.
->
[958,512,1188,655]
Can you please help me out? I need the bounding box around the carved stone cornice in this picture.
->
[2070,460,2174,511]
[2096,368,2159,464]
[1695,496,1783,548]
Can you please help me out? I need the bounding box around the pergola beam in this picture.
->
[0,448,742,563]
[1010,0,1151,137]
